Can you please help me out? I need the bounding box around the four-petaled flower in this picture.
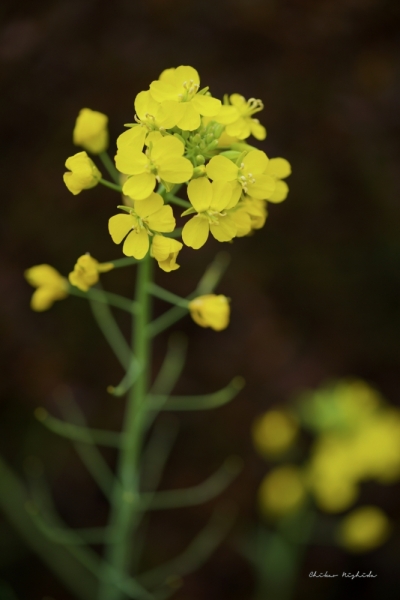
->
[108,193,175,259]
[63,152,102,195]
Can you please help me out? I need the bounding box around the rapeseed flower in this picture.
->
[69,255,114,292]
[63,152,101,195]
[149,66,221,131]
[25,265,68,311]
[150,235,183,272]
[264,158,292,203]
[182,178,240,249]
[336,506,390,553]
[73,108,109,154]
[108,193,175,260]
[206,150,275,200]
[231,197,268,237]
[253,410,298,457]
[258,465,306,518]
[188,294,230,331]
[215,94,266,141]
[115,132,193,200]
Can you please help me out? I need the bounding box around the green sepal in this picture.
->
[117,205,134,214]
[181,207,196,217]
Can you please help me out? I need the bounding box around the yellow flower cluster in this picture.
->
[254,380,398,553]
[62,66,291,272]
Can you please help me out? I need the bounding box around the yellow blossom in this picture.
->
[149,66,221,131]
[63,152,101,195]
[206,150,275,200]
[182,178,241,249]
[264,158,292,203]
[134,90,178,131]
[69,255,114,292]
[336,506,390,553]
[151,235,183,272]
[115,132,193,200]
[109,193,175,259]
[73,108,109,154]
[258,465,306,518]
[188,294,230,331]
[231,197,268,237]
[25,265,68,311]
[216,94,266,140]
[253,410,298,457]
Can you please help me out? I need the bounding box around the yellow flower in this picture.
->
[188,294,230,331]
[134,90,178,131]
[63,152,101,195]
[264,158,292,203]
[115,132,193,200]
[258,465,306,518]
[253,410,298,457]
[182,178,240,249]
[109,193,175,259]
[73,108,109,154]
[68,255,114,292]
[149,66,221,131]
[206,150,275,200]
[151,235,183,272]
[217,94,266,141]
[231,197,268,237]
[336,506,390,553]
[25,265,68,311]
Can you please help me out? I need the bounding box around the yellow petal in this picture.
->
[108,214,135,244]
[134,193,164,218]
[226,118,251,140]
[250,120,267,141]
[191,94,221,117]
[229,94,247,108]
[176,102,201,131]
[266,157,292,179]
[73,108,108,154]
[211,105,238,125]
[182,216,209,249]
[210,215,237,242]
[173,65,200,87]
[206,155,238,182]
[242,150,268,175]
[159,68,176,83]
[31,287,65,311]
[158,156,193,183]
[116,126,146,151]
[25,265,66,289]
[187,178,213,212]
[115,149,148,175]
[122,229,149,259]
[267,181,289,203]
[210,181,236,212]
[247,174,276,200]
[231,209,252,237]
[149,80,177,102]
[134,91,160,121]
[157,100,185,128]
[151,135,184,162]
[189,294,230,331]
[122,173,156,200]
[147,205,176,232]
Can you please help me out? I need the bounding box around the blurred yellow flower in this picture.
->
[73,108,109,154]
[63,152,101,195]
[149,66,221,131]
[217,94,266,141]
[253,410,298,457]
[258,465,306,518]
[25,265,68,311]
[231,197,268,237]
[69,255,114,292]
[151,235,183,272]
[109,193,175,259]
[264,158,292,204]
[188,294,230,331]
[336,506,390,553]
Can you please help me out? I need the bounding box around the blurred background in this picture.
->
[1,0,400,598]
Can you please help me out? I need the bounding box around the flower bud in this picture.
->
[73,108,109,154]
[69,254,113,292]
[63,152,102,195]
[25,265,68,311]
[188,294,230,331]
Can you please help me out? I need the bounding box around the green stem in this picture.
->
[100,152,121,185]
[99,255,152,600]
[100,179,123,193]
[111,257,138,269]
[147,283,189,308]
[164,194,190,208]
[69,285,138,314]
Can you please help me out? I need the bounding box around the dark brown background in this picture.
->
[1,0,400,598]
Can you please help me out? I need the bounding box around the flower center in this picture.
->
[238,162,256,193]
[242,98,263,118]
[177,79,200,102]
